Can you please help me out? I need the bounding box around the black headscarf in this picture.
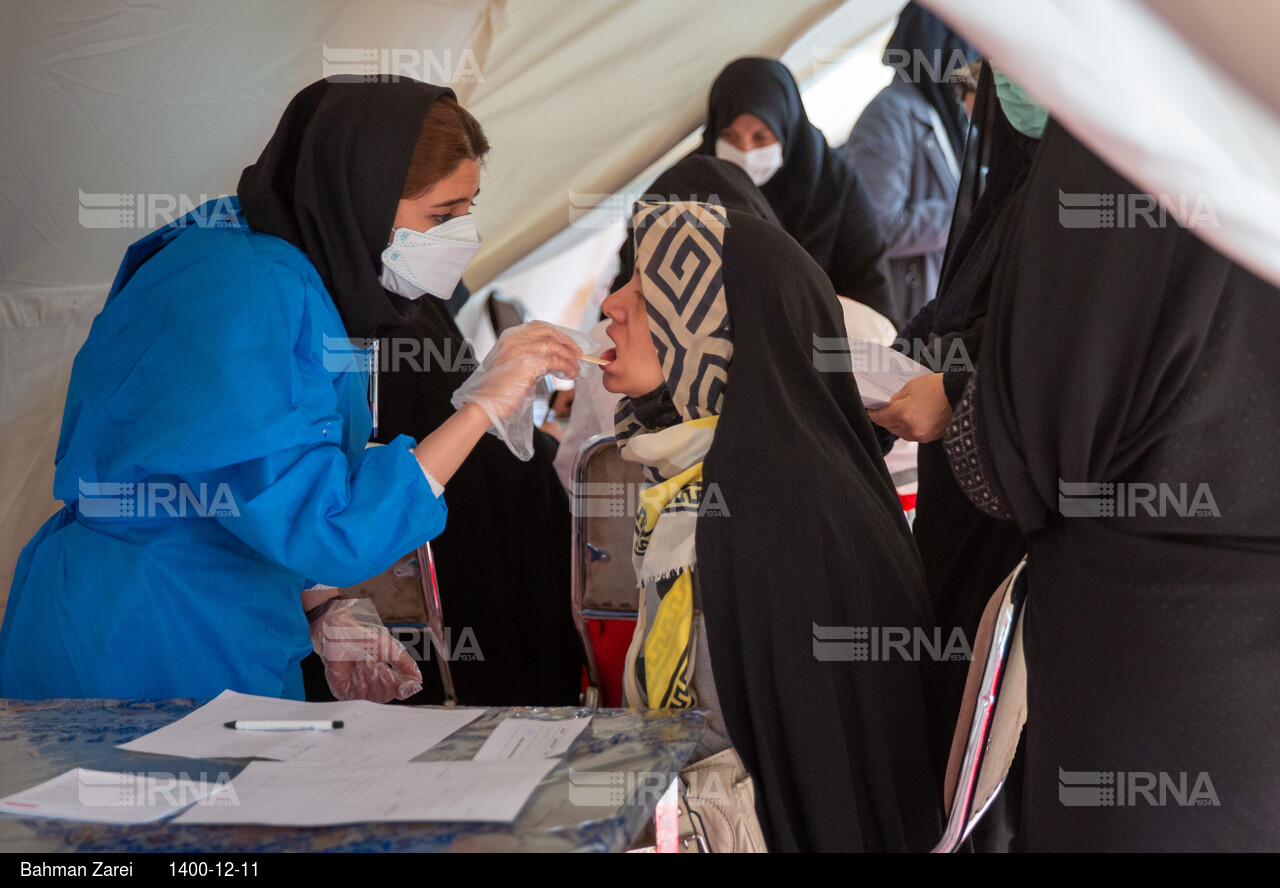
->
[884,3,977,159]
[238,78,454,339]
[690,208,941,851]
[931,64,1034,340]
[937,60,1006,290]
[649,155,779,224]
[609,155,779,293]
[895,63,1038,369]
[695,58,892,316]
[370,297,584,707]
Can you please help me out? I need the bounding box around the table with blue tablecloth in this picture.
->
[0,699,704,853]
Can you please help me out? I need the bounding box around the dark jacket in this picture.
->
[842,78,960,328]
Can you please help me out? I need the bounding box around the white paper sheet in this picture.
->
[174,760,557,826]
[118,690,483,765]
[473,716,592,761]
[848,340,935,409]
[0,768,228,823]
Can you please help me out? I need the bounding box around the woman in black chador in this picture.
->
[947,118,1280,851]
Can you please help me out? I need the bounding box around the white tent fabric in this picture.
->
[924,0,1280,290]
[464,0,901,283]
[1139,0,1280,123]
[0,0,892,614]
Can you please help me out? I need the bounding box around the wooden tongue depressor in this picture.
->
[579,354,609,365]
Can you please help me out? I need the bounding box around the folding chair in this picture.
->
[415,541,457,706]
[933,557,1029,852]
[570,434,643,708]
[335,543,457,705]
[485,289,533,334]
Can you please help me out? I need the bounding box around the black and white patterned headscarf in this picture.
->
[614,201,733,452]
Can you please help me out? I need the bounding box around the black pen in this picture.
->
[224,720,344,731]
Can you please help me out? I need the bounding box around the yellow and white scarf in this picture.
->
[621,416,718,709]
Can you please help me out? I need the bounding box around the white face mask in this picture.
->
[379,213,482,300]
[714,138,784,186]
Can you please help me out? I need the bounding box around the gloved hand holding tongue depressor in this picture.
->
[451,321,604,460]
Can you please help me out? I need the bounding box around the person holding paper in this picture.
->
[0,80,582,702]
[946,112,1280,852]
[598,200,940,852]
[866,66,1036,850]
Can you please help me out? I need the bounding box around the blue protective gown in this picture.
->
[0,199,446,700]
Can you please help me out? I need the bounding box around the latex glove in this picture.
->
[867,372,953,443]
[451,321,597,460]
[308,598,422,703]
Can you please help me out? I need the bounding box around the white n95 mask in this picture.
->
[380,213,482,300]
[715,138,784,186]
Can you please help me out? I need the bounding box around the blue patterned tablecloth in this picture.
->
[0,699,705,852]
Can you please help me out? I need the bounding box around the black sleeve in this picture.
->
[944,375,1014,520]
[933,314,984,373]
[830,176,894,323]
[894,299,937,357]
[941,369,971,409]
[873,421,896,457]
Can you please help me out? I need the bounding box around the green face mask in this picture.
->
[992,69,1049,139]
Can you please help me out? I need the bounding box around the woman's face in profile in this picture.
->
[389,157,481,238]
[599,271,666,398]
[718,113,779,153]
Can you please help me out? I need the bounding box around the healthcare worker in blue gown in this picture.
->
[0,79,583,702]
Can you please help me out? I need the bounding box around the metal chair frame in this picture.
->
[570,433,640,708]
[932,557,1028,852]
[414,541,458,706]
